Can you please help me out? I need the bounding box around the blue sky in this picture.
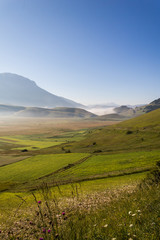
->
[0,0,159,105]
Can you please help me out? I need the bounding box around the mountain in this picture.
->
[135,98,160,113]
[0,104,96,118]
[114,105,136,117]
[0,73,83,108]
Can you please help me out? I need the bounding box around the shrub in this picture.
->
[126,130,133,134]
[93,149,102,153]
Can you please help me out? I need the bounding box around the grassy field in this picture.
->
[0,153,89,191]
[53,151,160,182]
[0,111,160,191]
[47,109,160,154]
[0,136,65,150]
[0,112,160,239]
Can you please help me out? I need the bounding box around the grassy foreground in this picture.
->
[0,164,159,240]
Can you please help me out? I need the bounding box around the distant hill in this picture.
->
[93,113,128,121]
[95,99,160,121]
[0,104,25,116]
[135,98,160,113]
[114,105,136,117]
[0,104,96,118]
[0,73,83,108]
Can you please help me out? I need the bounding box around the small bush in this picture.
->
[126,130,133,134]
[65,149,71,153]
[93,149,102,153]
[21,149,28,152]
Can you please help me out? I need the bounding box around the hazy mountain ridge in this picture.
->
[0,104,96,118]
[113,98,160,118]
[0,73,83,108]
[135,98,160,113]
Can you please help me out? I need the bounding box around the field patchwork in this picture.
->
[0,153,89,191]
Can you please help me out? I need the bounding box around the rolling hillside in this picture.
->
[15,107,97,118]
[0,104,96,118]
[48,108,160,154]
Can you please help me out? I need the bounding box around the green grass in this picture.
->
[0,110,160,239]
[0,129,87,151]
[53,151,160,182]
[0,172,146,211]
[0,153,89,191]
[118,107,160,130]
[0,171,159,240]
[0,136,65,150]
[49,109,160,154]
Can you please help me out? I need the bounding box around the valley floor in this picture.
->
[0,114,160,239]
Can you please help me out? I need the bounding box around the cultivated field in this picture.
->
[0,113,160,239]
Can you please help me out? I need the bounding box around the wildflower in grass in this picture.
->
[62,211,65,216]
[136,210,141,213]
[112,238,116,240]
[48,229,51,233]
[103,224,108,228]
[39,238,44,240]
[128,211,132,215]
[38,201,42,204]
[129,224,133,228]
[132,213,136,216]
[42,228,46,233]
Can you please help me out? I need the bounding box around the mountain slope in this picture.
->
[0,73,83,108]
[114,105,136,117]
[135,98,160,113]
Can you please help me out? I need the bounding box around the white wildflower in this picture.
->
[128,211,132,215]
[132,213,136,216]
[129,224,133,227]
[136,210,141,213]
[103,224,108,228]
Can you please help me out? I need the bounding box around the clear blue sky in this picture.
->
[0,0,159,105]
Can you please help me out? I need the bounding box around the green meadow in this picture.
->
[0,136,64,150]
[0,110,160,239]
[53,151,160,182]
[0,153,89,191]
